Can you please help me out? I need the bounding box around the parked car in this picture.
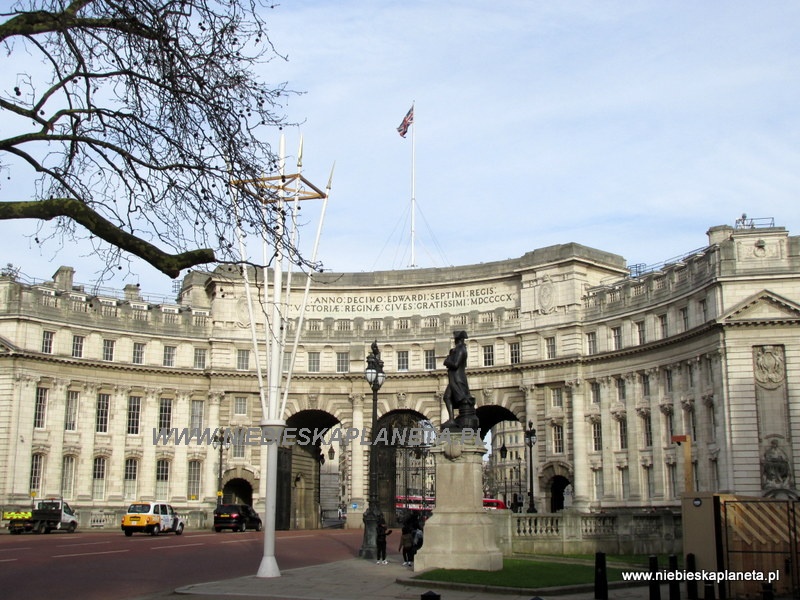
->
[121,501,184,536]
[213,504,262,532]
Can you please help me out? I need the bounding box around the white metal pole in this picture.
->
[410,102,416,268]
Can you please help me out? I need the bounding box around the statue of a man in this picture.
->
[442,331,470,429]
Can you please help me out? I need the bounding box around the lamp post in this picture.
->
[211,428,231,506]
[516,457,523,513]
[499,441,508,506]
[524,420,538,513]
[359,341,386,560]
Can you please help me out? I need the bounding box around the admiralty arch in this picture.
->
[1,219,798,530]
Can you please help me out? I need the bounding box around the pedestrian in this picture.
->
[411,524,424,566]
[399,525,414,566]
[376,516,392,564]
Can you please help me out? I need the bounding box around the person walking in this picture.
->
[399,525,414,566]
[376,516,392,564]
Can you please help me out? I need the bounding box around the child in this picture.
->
[399,525,414,566]
[376,516,392,564]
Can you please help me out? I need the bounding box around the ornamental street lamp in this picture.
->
[359,341,386,560]
[524,420,538,513]
[211,428,231,506]
[516,457,523,513]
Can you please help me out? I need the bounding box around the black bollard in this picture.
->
[595,552,608,600]
[761,582,774,600]
[420,592,441,600]
[703,581,715,600]
[686,553,698,600]
[668,554,681,600]
[649,555,662,600]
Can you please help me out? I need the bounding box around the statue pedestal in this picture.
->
[414,434,503,572]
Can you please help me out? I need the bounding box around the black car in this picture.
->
[213,504,262,532]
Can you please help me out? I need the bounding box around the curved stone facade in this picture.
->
[1,222,799,527]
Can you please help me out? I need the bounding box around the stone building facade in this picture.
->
[1,220,798,529]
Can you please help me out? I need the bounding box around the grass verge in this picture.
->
[413,558,629,589]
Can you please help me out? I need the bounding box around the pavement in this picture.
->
[136,557,668,600]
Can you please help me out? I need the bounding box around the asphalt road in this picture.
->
[0,527,364,600]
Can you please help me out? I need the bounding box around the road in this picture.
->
[0,527,364,600]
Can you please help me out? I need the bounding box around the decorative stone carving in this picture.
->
[680,395,695,413]
[659,397,674,415]
[635,402,651,418]
[585,404,601,424]
[481,388,494,405]
[396,392,408,409]
[701,393,715,408]
[762,438,792,490]
[754,346,785,390]
[348,393,364,407]
[546,406,565,426]
[610,402,627,422]
[538,275,555,314]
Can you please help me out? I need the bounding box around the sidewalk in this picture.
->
[163,557,666,600]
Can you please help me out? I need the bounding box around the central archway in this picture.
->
[373,410,434,527]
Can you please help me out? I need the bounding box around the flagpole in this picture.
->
[410,102,417,268]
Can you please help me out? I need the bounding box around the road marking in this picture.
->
[280,535,314,539]
[0,547,31,552]
[53,549,130,558]
[57,540,110,548]
[0,558,18,563]
[221,539,258,544]
[150,543,204,550]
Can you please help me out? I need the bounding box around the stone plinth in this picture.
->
[414,434,503,572]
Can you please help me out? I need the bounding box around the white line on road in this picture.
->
[150,543,204,550]
[53,549,130,558]
[0,558,18,562]
[0,546,31,552]
[57,540,111,548]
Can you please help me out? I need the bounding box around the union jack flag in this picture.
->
[397,105,414,138]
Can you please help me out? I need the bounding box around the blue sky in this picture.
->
[4,1,800,295]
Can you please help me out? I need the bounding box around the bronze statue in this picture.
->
[442,331,478,431]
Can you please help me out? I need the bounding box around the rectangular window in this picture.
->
[96,393,110,433]
[545,337,556,359]
[551,387,563,408]
[680,307,689,331]
[155,460,169,499]
[642,414,653,447]
[34,387,48,428]
[307,352,321,373]
[65,390,78,431]
[234,396,248,416]
[396,318,410,330]
[665,369,673,393]
[61,455,75,498]
[236,349,250,370]
[124,458,138,500]
[592,421,603,452]
[645,466,655,499]
[133,342,146,365]
[336,352,350,373]
[586,332,597,355]
[397,350,409,371]
[618,418,628,450]
[92,457,106,500]
[552,424,564,454]
[163,345,176,367]
[659,314,668,339]
[282,352,292,373]
[30,453,44,494]
[668,463,678,497]
[666,412,674,439]
[636,321,646,345]
[127,396,141,435]
[424,349,436,371]
[187,460,202,500]
[699,299,708,322]
[193,348,207,369]
[158,398,172,430]
[620,467,630,500]
[642,374,651,397]
[41,330,54,354]
[590,381,601,404]
[232,428,246,459]
[509,342,520,365]
[72,335,84,358]
[102,339,115,362]
[616,378,626,401]
[190,400,204,430]
[611,327,622,351]
[483,345,494,367]
[594,469,604,501]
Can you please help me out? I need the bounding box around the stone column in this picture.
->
[567,379,589,509]
[205,392,223,503]
[348,393,365,527]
